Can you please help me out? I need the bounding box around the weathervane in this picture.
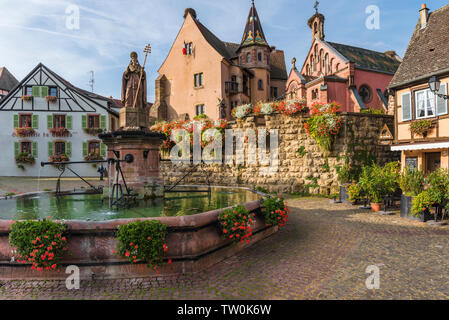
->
[314,1,320,13]
[132,43,151,109]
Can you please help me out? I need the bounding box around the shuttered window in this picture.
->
[401,92,412,121]
[415,88,435,119]
[436,83,448,116]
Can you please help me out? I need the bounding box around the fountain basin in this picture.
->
[0,188,276,280]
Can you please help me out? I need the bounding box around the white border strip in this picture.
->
[391,142,449,151]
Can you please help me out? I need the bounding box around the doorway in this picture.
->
[425,152,441,174]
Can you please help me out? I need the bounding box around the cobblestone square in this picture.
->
[1,198,448,300]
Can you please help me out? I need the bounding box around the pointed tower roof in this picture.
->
[238,0,269,50]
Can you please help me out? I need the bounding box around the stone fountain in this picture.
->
[100,49,166,199]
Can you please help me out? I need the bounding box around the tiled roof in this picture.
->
[389,4,449,88]
[193,19,287,80]
[326,42,401,74]
[0,67,19,91]
[239,2,269,49]
[270,50,288,80]
[194,19,237,61]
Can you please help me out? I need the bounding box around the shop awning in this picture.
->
[391,142,449,151]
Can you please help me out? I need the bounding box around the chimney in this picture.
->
[419,4,429,29]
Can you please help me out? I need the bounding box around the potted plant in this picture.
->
[358,162,400,212]
[425,169,449,224]
[337,163,351,203]
[398,166,425,219]
[346,183,363,205]
[411,191,434,222]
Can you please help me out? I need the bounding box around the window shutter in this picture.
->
[82,115,87,129]
[66,115,72,130]
[66,142,72,157]
[32,115,39,129]
[48,142,54,157]
[32,142,38,158]
[14,114,19,128]
[83,141,88,157]
[47,115,53,129]
[41,86,49,97]
[401,92,412,121]
[100,142,106,158]
[100,115,107,130]
[14,142,20,156]
[437,83,448,116]
[32,86,40,97]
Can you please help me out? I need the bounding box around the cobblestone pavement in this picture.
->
[1,198,448,300]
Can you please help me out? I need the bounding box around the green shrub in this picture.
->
[358,162,400,203]
[425,169,449,205]
[399,167,425,197]
[115,220,169,272]
[263,197,289,227]
[337,163,351,185]
[346,183,363,203]
[9,219,68,271]
[218,205,253,244]
[411,191,433,217]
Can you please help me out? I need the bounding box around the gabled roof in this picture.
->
[0,63,119,116]
[326,42,401,74]
[192,16,287,81]
[389,4,449,88]
[194,19,238,61]
[0,67,19,91]
[239,1,269,50]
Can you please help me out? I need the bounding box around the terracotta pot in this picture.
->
[371,203,382,212]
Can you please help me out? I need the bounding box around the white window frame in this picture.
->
[415,88,435,119]
[401,92,412,122]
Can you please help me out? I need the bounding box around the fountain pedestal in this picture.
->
[100,129,165,199]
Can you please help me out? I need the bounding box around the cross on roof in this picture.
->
[314,1,319,13]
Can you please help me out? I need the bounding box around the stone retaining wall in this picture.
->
[162,112,400,195]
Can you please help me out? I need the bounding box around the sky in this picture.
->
[0,0,448,102]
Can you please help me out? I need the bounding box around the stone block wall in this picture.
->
[161,112,400,195]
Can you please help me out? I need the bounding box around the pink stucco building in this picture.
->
[286,9,402,113]
[151,3,288,122]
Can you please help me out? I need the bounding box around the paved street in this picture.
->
[1,198,448,300]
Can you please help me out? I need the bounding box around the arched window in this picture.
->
[246,53,251,63]
[258,52,262,61]
[258,79,263,90]
[306,64,310,75]
[358,85,372,104]
[324,53,329,75]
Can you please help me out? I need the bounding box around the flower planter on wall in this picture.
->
[400,194,433,222]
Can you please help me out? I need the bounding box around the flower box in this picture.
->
[15,152,35,166]
[14,127,36,137]
[83,128,105,135]
[49,154,70,167]
[21,95,33,102]
[45,95,57,103]
[50,127,70,137]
